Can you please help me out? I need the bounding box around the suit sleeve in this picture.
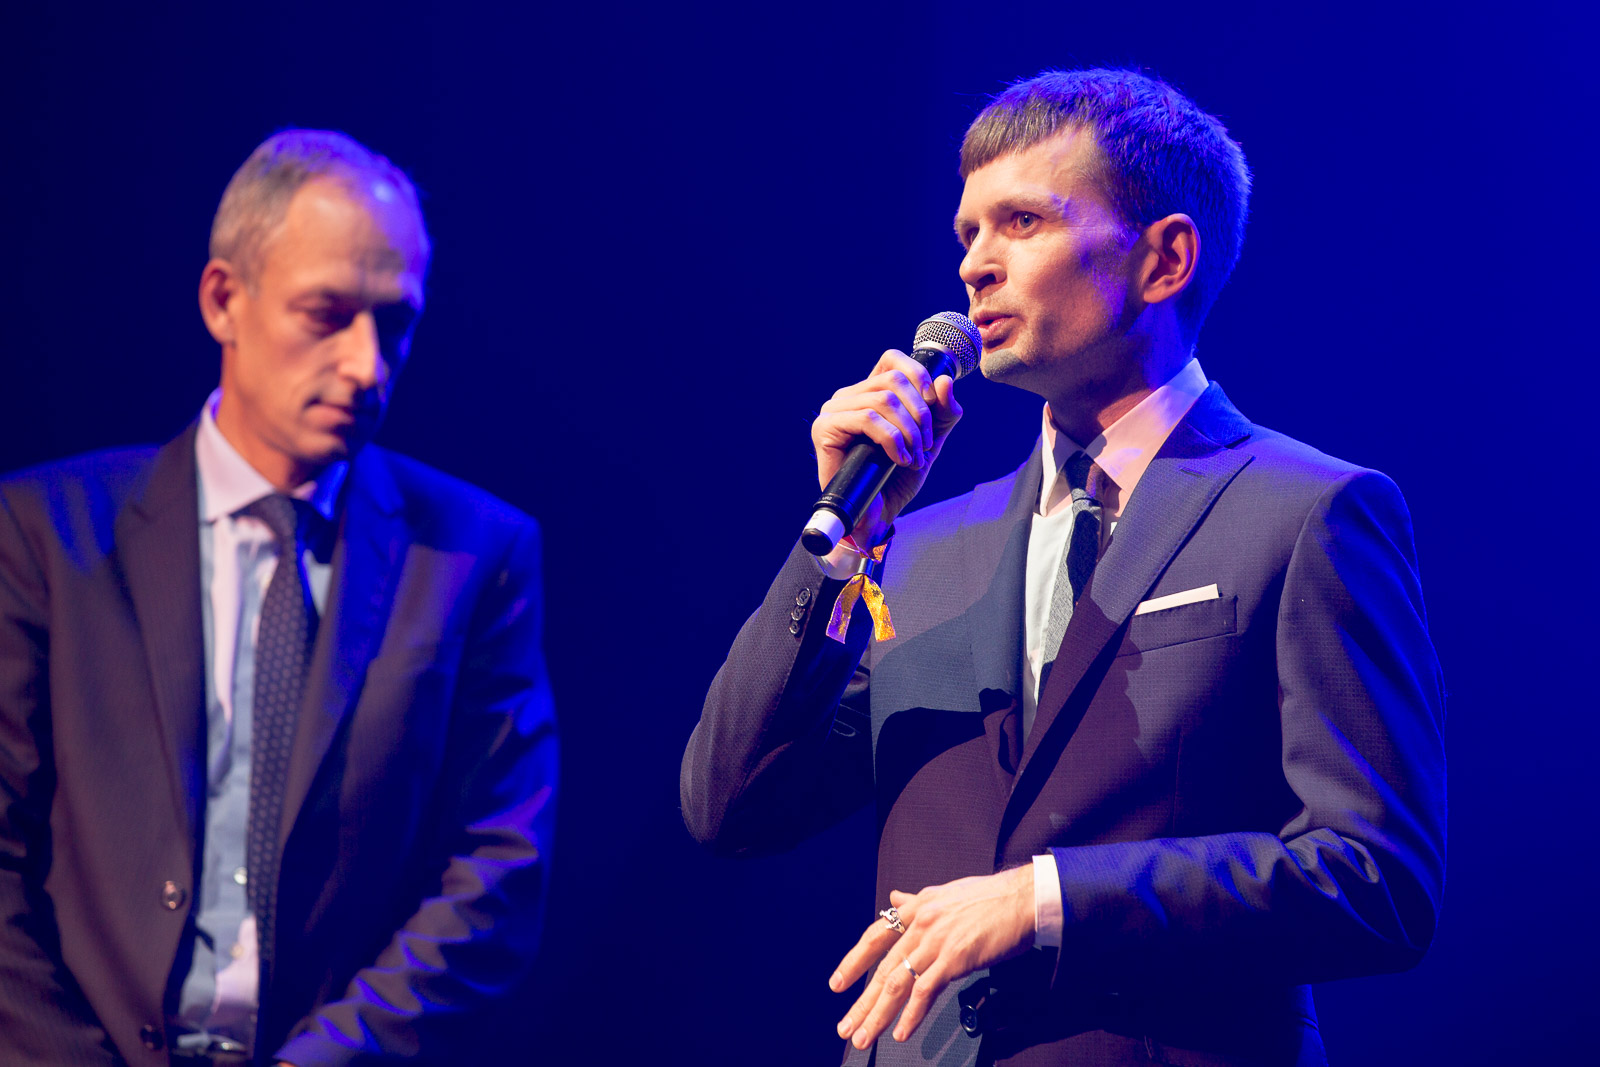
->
[0,487,120,1065]
[1048,469,1446,988]
[680,541,876,857]
[274,518,559,1066]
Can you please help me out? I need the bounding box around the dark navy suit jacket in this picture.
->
[0,425,557,1066]
[683,384,1445,1066]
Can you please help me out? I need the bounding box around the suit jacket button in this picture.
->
[139,1023,164,1050]
[788,620,801,636]
[789,606,805,621]
[160,880,187,910]
[796,588,812,606]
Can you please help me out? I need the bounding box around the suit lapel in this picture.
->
[117,425,207,847]
[961,446,1042,782]
[1014,384,1256,784]
[279,448,406,848]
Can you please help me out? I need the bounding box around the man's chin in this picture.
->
[300,429,367,468]
[980,347,1025,383]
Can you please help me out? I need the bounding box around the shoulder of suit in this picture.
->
[893,485,981,544]
[362,446,540,533]
[894,450,1034,543]
[1226,421,1403,506]
[0,445,162,515]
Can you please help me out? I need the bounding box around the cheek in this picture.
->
[234,338,319,412]
[1090,271,1125,310]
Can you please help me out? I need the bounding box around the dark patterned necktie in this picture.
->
[1039,452,1106,694]
[241,493,317,971]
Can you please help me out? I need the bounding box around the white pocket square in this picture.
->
[1134,583,1220,616]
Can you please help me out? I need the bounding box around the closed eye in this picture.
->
[306,306,356,333]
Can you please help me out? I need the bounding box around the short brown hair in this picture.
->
[962,70,1251,340]
[209,129,429,286]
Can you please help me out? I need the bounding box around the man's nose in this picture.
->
[958,232,1003,295]
[340,311,387,391]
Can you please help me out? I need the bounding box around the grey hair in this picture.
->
[209,129,429,285]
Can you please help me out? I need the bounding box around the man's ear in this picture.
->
[1137,214,1200,309]
[198,258,243,345]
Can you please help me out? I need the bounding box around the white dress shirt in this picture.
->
[177,391,344,1046]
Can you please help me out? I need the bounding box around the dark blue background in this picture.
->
[6,2,1594,1062]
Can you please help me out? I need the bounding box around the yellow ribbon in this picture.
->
[825,543,895,643]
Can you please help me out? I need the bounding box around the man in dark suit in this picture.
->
[0,131,556,1066]
[681,70,1445,1066]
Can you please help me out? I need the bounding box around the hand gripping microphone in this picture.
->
[801,312,982,556]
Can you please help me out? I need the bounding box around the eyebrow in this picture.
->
[291,287,422,310]
[291,288,357,305]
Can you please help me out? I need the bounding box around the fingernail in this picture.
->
[893,1028,905,1042]
[829,972,842,991]
[837,1018,853,1038]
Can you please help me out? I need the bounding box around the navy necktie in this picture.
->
[241,493,317,974]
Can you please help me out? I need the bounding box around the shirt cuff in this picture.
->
[1032,853,1063,948]
[816,539,867,580]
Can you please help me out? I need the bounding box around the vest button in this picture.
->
[160,880,187,910]
[139,1023,164,1050]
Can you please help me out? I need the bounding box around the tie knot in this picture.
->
[243,494,302,545]
[1063,452,1105,503]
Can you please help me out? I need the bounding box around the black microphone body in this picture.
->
[801,313,981,556]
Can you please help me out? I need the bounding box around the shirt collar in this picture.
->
[1038,357,1209,514]
[195,388,347,523]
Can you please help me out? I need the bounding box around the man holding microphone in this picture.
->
[683,69,1444,1066]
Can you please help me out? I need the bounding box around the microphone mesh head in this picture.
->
[913,312,982,379]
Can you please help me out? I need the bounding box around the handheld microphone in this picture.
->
[801,312,982,556]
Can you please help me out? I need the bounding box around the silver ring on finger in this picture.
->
[901,958,919,980]
[879,906,906,934]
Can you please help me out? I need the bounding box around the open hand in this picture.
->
[828,866,1035,1049]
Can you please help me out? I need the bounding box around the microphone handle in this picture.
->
[800,347,959,556]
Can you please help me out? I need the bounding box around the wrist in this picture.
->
[847,516,892,549]
[824,527,892,581]
[1013,863,1037,937]
[840,524,893,555]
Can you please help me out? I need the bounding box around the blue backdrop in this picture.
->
[6,2,1595,1062]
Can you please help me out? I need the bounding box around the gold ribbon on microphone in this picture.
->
[825,542,895,643]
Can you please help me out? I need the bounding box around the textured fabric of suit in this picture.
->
[0,425,557,1066]
[682,384,1446,1066]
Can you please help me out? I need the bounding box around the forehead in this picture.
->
[955,128,1105,218]
[260,177,428,302]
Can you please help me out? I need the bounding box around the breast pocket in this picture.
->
[1115,595,1237,657]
